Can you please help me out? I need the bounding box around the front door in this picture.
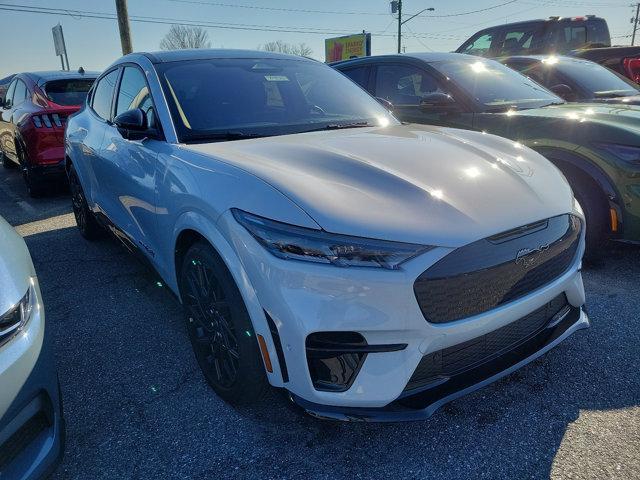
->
[371,64,474,129]
[98,65,161,261]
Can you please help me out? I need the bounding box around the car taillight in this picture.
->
[31,113,64,128]
[623,58,640,84]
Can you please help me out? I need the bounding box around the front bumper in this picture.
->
[0,280,64,479]
[218,210,587,417]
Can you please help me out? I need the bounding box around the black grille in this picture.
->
[405,294,570,392]
[414,214,581,324]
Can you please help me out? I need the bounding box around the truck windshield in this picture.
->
[157,58,398,142]
[435,58,562,110]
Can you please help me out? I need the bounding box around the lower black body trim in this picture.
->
[289,306,587,422]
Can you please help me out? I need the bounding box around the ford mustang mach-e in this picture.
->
[65,49,588,421]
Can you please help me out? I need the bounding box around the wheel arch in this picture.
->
[533,147,620,204]
[171,212,285,386]
[534,146,623,236]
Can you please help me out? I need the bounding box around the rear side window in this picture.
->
[341,66,370,90]
[91,69,119,120]
[44,79,95,106]
[459,32,495,56]
[12,80,28,107]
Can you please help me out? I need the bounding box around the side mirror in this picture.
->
[549,84,574,100]
[419,92,457,110]
[113,108,153,139]
[375,97,394,111]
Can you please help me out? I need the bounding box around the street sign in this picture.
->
[52,24,69,70]
[325,33,371,63]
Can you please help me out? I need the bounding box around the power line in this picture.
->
[0,3,464,39]
[164,0,523,18]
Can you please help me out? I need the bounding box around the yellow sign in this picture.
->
[325,33,371,63]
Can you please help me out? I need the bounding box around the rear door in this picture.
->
[75,68,120,210]
[0,79,28,162]
[98,64,162,261]
[0,80,17,161]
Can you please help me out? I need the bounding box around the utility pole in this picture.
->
[397,0,403,54]
[633,3,640,46]
[115,0,133,55]
[391,1,435,54]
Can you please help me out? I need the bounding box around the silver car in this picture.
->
[0,215,63,478]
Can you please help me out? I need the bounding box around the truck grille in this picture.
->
[413,214,581,324]
[405,294,571,393]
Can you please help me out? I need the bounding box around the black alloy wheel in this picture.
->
[180,241,268,404]
[68,164,103,240]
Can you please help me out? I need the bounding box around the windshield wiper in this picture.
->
[183,131,268,143]
[300,121,375,133]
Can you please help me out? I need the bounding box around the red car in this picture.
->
[0,70,97,196]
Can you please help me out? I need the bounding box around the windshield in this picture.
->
[157,58,397,142]
[435,58,562,110]
[555,59,639,97]
[44,79,96,106]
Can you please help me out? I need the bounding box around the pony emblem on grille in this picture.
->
[515,244,550,268]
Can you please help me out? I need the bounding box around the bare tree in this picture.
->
[259,40,313,57]
[160,24,211,50]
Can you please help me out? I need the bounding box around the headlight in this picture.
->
[594,142,640,167]
[232,209,433,269]
[0,281,36,345]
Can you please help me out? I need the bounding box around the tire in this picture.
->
[1,150,15,169]
[68,164,103,240]
[569,173,609,262]
[17,146,45,198]
[179,241,269,405]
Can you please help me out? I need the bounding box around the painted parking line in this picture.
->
[14,212,76,237]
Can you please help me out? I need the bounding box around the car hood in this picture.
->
[0,216,33,314]
[182,124,573,247]
[511,102,640,132]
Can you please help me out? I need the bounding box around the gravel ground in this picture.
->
[1,168,639,480]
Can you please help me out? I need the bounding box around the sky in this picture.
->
[1,0,638,77]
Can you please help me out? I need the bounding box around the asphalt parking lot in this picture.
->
[1,168,639,480]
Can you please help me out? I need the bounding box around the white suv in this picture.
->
[65,49,588,420]
[0,215,64,476]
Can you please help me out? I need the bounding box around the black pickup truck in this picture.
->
[456,16,640,83]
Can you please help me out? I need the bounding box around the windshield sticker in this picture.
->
[264,75,290,82]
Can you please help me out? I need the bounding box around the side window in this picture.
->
[460,33,495,56]
[91,69,119,121]
[374,65,444,106]
[341,66,370,90]
[499,30,534,55]
[116,66,157,128]
[12,80,28,107]
[4,80,16,108]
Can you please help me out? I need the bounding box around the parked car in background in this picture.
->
[0,215,64,478]
[0,74,15,104]
[0,69,98,196]
[333,53,640,256]
[455,16,640,84]
[501,55,640,105]
[66,49,588,421]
